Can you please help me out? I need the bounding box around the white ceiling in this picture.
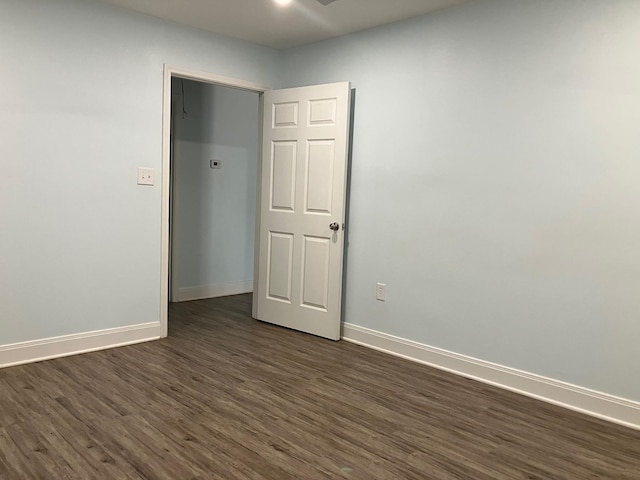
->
[96,0,471,49]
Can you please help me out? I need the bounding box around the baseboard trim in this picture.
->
[342,323,640,431]
[0,322,161,369]
[176,281,253,302]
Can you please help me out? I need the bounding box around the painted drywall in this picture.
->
[283,0,640,401]
[171,80,258,296]
[0,0,280,344]
[3,0,640,411]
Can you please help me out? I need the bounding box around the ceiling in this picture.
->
[96,0,471,49]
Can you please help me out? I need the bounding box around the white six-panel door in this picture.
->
[255,82,351,340]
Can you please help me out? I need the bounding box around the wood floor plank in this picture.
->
[0,293,639,479]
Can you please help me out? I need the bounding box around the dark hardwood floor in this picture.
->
[1,294,639,479]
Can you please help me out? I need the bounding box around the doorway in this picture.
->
[161,66,270,337]
[161,66,353,340]
[170,78,259,305]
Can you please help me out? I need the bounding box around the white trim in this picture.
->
[167,65,271,93]
[176,281,254,302]
[0,323,161,369]
[161,64,270,337]
[342,323,640,431]
[252,94,265,320]
[161,64,171,337]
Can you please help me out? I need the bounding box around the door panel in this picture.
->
[255,82,351,340]
[305,140,335,214]
[267,232,294,302]
[301,235,331,311]
[309,98,337,125]
[271,142,297,212]
[273,102,299,128]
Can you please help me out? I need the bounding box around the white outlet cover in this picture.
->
[376,283,386,301]
[210,159,222,169]
[137,167,155,186]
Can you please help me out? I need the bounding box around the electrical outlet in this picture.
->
[137,167,155,186]
[376,283,386,301]
[210,159,222,169]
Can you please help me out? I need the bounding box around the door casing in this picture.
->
[160,64,269,337]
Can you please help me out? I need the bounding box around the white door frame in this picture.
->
[160,64,270,338]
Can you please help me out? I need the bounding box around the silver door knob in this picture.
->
[329,222,339,231]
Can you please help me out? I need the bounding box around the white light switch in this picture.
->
[137,167,155,186]
[210,159,222,169]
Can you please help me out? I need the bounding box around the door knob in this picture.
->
[329,222,340,231]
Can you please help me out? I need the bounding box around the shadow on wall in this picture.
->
[341,88,356,332]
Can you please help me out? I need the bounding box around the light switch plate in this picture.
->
[137,167,155,186]
[210,159,222,169]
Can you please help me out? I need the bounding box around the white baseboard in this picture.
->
[0,322,161,369]
[342,323,640,431]
[176,280,253,302]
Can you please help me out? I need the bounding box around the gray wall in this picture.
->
[283,0,640,401]
[0,0,280,344]
[171,80,258,295]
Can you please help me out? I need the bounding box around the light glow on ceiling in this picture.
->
[274,0,293,6]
